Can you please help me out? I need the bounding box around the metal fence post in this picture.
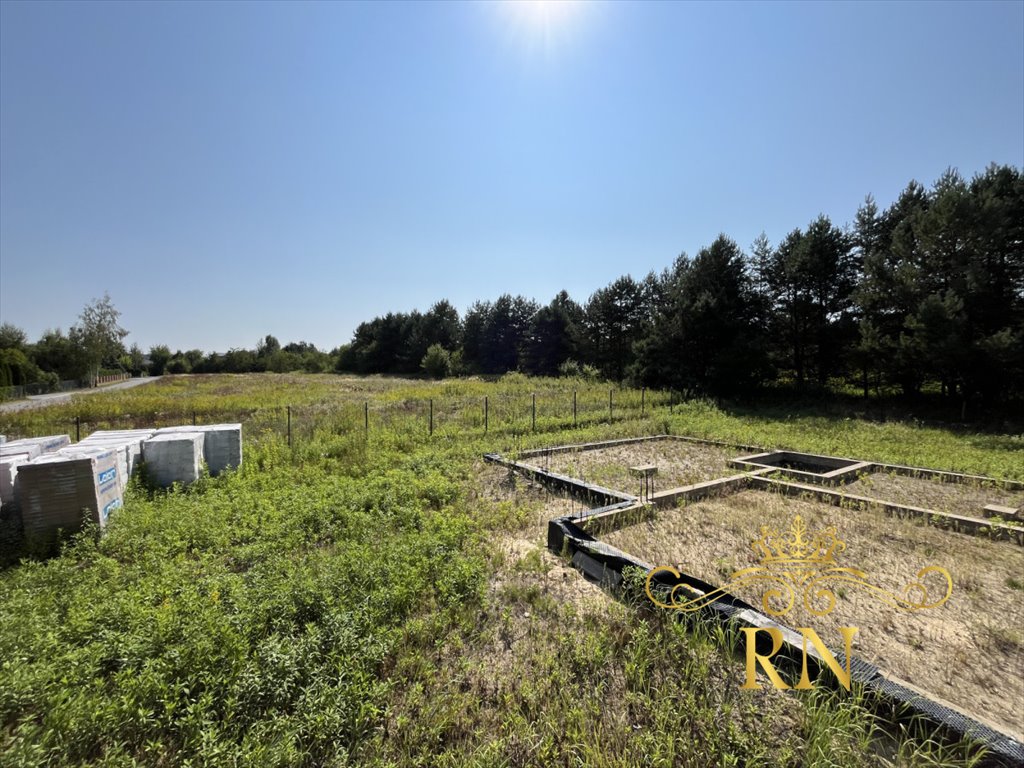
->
[287,406,292,447]
[364,401,369,437]
[641,387,645,415]
[573,390,577,427]
[192,410,197,426]
[609,389,613,422]
[532,393,536,431]
[75,415,80,442]
[484,396,488,434]
[429,399,433,436]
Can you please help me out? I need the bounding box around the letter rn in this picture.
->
[740,626,858,691]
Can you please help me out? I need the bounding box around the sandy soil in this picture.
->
[542,440,739,497]
[602,489,1024,737]
[844,471,1024,517]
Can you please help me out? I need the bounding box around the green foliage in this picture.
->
[0,422,483,766]
[462,294,539,374]
[72,293,129,384]
[421,343,451,379]
[342,301,462,376]
[856,165,1024,407]
[583,274,655,381]
[147,345,171,376]
[765,215,856,388]
[0,323,28,351]
[635,235,769,395]
[165,356,191,374]
[520,291,585,376]
[558,359,600,381]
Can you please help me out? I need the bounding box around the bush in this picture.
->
[421,344,451,379]
[558,359,600,382]
[166,356,191,374]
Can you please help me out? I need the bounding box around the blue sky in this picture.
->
[2,0,1022,353]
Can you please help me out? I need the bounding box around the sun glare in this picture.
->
[511,0,580,27]
[499,0,586,56]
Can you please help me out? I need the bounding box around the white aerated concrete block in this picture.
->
[1,455,33,506]
[196,424,242,476]
[82,430,153,442]
[0,446,41,507]
[16,450,123,540]
[143,432,205,487]
[155,424,241,476]
[2,435,71,455]
[80,439,143,479]
[0,444,42,461]
[81,430,153,480]
[60,445,131,494]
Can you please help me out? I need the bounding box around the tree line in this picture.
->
[2,164,1021,413]
[336,164,1024,410]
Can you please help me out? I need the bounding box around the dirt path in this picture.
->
[0,376,163,413]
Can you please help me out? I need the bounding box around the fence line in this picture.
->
[0,379,81,401]
[0,387,682,448]
[94,373,131,386]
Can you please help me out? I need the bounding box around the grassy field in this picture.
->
[1,373,1019,767]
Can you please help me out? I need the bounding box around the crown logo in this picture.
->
[752,515,846,570]
[647,513,951,619]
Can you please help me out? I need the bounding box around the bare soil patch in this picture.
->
[602,489,1024,737]
[542,440,737,496]
[844,471,1024,517]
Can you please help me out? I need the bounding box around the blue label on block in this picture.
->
[98,468,117,485]
[101,498,123,524]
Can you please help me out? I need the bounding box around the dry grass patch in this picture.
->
[844,471,1024,517]
[543,440,737,496]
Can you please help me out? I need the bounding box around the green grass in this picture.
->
[0,373,1011,766]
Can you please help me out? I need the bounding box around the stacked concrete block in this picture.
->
[142,432,205,487]
[1,459,26,508]
[0,443,42,462]
[59,445,132,494]
[1,444,42,508]
[2,435,71,455]
[80,429,154,481]
[16,450,123,541]
[196,424,242,476]
[154,424,242,476]
[3,435,71,517]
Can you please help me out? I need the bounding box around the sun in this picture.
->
[510,0,581,27]
[499,0,586,51]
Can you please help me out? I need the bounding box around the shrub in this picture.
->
[421,344,451,379]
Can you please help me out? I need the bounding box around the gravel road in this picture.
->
[0,377,163,413]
